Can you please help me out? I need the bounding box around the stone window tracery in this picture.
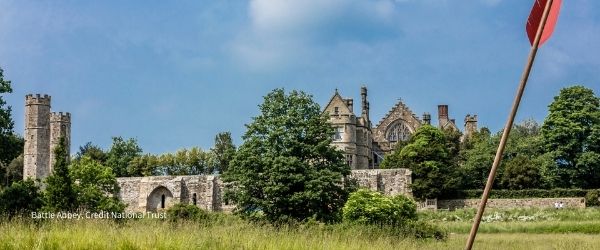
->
[386,121,411,142]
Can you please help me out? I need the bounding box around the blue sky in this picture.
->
[1,0,599,154]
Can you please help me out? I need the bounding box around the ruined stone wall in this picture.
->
[117,169,413,212]
[350,169,412,197]
[438,198,586,210]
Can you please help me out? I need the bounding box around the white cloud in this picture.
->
[230,0,398,71]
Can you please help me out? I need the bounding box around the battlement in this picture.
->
[25,94,51,106]
[50,112,71,123]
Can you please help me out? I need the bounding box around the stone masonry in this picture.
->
[23,94,71,180]
[117,169,413,212]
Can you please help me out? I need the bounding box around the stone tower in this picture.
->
[49,112,71,172]
[23,94,71,180]
[23,94,52,180]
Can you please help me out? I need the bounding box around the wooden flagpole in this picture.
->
[465,0,554,249]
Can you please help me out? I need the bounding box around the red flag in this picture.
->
[526,0,562,46]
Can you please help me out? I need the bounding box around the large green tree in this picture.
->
[211,132,236,174]
[105,137,142,177]
[381,125,457,200]
[0,68,24,187]
[541,86,600,188]
[70,156,125,213]
[44,137,77,212]
[223,89,352,223]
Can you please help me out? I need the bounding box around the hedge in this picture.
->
[442,189,600,202]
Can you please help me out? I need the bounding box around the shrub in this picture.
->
[342,189,416,226]
[166,203,208,222]
[0,179,44,217]
[586,190,600,207]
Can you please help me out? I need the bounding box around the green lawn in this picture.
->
[1,208,600,250]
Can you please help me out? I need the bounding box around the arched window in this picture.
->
[386,121,412,142]
[192,193,197,205]
[161,194,166,209]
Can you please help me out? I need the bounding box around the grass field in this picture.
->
[1,208,600,250]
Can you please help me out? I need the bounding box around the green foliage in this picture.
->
[74,142,107,164]
[0,179,43,217]
[166,203,208,222]
[382,125,457,200]
[44,137,77,212]
[105,137,143,177]
[0,68,24,187]
[459,120,546,190]
[541,86,600,188]
[223,89,352,223]
[70,156,125,213]
[342,189,416,226]
[211,132,236,174]
[0,67,14,139]
[155,147,214,176]
[2,154,23,187]
[585,190,600,207]
[500,155,541,189]
[128,154,160,176]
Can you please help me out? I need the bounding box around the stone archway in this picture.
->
[146,186,174,212]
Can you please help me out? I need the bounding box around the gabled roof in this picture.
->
[323,89,353,115]
[375,99,420,129]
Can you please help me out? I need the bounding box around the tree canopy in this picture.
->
[541,86,600,188]
[223,89,353,223]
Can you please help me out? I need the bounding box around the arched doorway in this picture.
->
[146,186,174,212]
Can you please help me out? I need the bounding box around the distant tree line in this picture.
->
[74,132,235,178]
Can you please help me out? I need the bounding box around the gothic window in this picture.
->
[192,193,197,205]
[161,194,166,209]
[386,121,412,142]
[333,126,343,141]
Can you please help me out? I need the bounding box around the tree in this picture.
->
[0,68,24,186]
[128,154,160,176]
[211,132,236,174]
[0,179,43,217]
[500,155,541,189]
[74,142,107,164]
[0,67,14,143]
[223,89,352,223]
[3,154,23,187]
[70,156,125,213]
[105,137,142,177]
[541,86,600,188]
[381,125,456,200]
[44,137,77,212]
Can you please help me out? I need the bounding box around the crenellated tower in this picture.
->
[23,94,71,180]
[23,94,52,180]
[49,112,71,172]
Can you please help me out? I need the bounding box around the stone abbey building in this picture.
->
[23,88,480,212]
[324,86,478,169]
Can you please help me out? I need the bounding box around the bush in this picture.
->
[586,190,600,207]
[0,179,43,217]
[342,189,416,226]
[166,203,208,222]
